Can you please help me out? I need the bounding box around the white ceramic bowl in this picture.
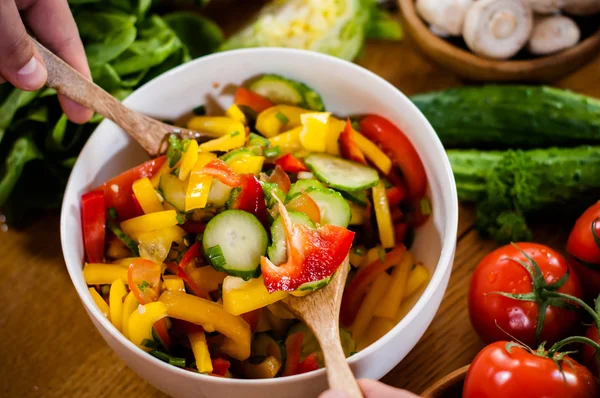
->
[60,48,458,398]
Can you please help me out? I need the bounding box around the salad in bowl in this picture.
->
[79,74,432,380]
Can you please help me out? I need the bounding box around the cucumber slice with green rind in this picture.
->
[340,189,368,207]
[220,148,254,162]
[159,173,186,212]
[287,179,323,198]
[304,154,380,192]
[207,179,232,208]
[249,74,325,111]
[203,210,268,280]
[304,188,351,228]
[267,211,315,265]
[260,181,286,208]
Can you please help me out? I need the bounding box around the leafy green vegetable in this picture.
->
[0,137,42,207]
[449,146,600,243]
[163,12,223,59]
[366,7,403,40]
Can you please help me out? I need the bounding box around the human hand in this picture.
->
[320,380,421,398]
[0,0,93,123]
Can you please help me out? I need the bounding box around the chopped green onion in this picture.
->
[107,207,118,220]
[101,285,110,296]
[264,146,281,158]
[382,178,394,189]
[141,339,159,349]
[176,212,186,225]
[192,105,206,115]
[231,131,241,137]
[171,167,180,176]
[205,245,227,269]
[149,350,186,368]
[420,198,432,216]
[378,247,386,263]
[107,210,139,256]
[138,281,150,292]
[168,357,186,368]
[167,135,189,168]
[351,120,361,132]
[249,133,270,147]
[275,111,289,125]
[352,246,365,256]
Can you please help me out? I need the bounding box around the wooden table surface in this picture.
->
[3,10,600,398]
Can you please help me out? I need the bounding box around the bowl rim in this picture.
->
[398,0,600,71]
[60,47,459,386]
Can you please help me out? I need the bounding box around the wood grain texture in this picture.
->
[283,258,362,398]
[2,11,600,398]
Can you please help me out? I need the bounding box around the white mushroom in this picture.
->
[523,0,566,13]
[463,0,534,60]
[563,0,600,15]
[529,15,581,54]
[416,0,474,36]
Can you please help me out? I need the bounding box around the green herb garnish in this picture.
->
[275,111,289,125]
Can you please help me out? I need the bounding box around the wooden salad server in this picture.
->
[282,257,363,398]
[32,38,213,157]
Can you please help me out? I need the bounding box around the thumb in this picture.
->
[0,3,47,90]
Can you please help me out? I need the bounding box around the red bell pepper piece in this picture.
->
[340,245,407,326]
[131,194,144,217]
[181,220,206,235]
[201,159,269,228]
[386,186,406,207]
[234,87,274,114]
[81,191,106,263]
[282,332,304,376]
[211,358,231,376]
[260,200,355,292]
[339,119,366,165]
[171,319,205,338]
[96,156,166,220]
[267,165,291,194]
[359,116,427,201]
[274,154,310,174]
[179,242,202,269]
[297,352,320,374]
[240,308,262,333]
[394,223,409,243]
[391,207,404,223]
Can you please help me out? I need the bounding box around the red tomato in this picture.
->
[296,352,319,374]
[267,165,291,194]
[567,201,600,297]
[469,243,583,347]
[286,192,321,224]
[282,332,304,376]
[211,358,231,376]
[234,87,274,114]
[128,259,162,304]
[582,324,600,376]
[97,156,166,220]
[81,191,106,263]
[359,115,427,201]
[463,341,598,398]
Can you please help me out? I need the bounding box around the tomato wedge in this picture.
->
[285,192,321,225]
[359,115,427,201]
[339,119,366,165]
[267,165,291,194]
[234,87,274,114]
[211,358,231,376]
[297,352,319,374]
[81,191,106,263]
[128,259,162,304]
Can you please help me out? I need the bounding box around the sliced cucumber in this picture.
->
[267,211,315,265]
[159,173,186,212]
[260,181,286,209]
[220,148,254,163]
[249,74,325,111]
[225,187,242,209]
[341,189,368,207]
[304,154,380,192]
[248,133,270,148]
[207,179,232,208]
[305,188,351,228]
[287,179,323,198]
[297,277,332,292]
[287,323,356,366]
[203,210,268,280]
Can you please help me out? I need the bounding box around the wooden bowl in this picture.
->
[421,365,469,398]
[398,0,600,82]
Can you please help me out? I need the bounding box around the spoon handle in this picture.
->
[33,38,172,156]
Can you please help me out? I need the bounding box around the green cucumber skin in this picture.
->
[250,74,325,111]
[220,148,254,162]
[304,187,351,228]
[287,179,323,198]
[340,190,368,207]
[267,211,315,265]
[411,86,600,149]
[304,154,379,192]
[159,173,186,212]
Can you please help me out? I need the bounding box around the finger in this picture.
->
[318,391,348,398]
[358,380,420,398]
[0,1,47,90]
[19,0,93,124]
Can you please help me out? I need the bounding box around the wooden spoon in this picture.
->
[282,257,363,398]
[32,38,213,157]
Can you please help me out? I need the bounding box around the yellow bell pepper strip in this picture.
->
[163,276,186,293]
[326,118,346,155]
[132,177,163,214]
[109,278,128,332]
[256,105,307,137]
[199,129,246,153]
[353,131,392,175]
[349,201,365,225]
[89,287,109,319]
[372,181,395,249]
[375,251,414,319]
[349,247,365,268]
[350,272,391,341]
[226,104,247,125]
[150,160,172,189]
[120,210,178,238]
[361,246,382,269]
[241,356,282,379]
[222,276,288,316]
[189,331,213,374]
[112,257,142,267]
[127,301,169,349]
[178,140,199,180]
[137,225,186,264]
[189,266,227,293]
[299,112,330,152]
[159,291,251,360]
[187,116,243,137]
[357,317,396,351]
[185,152,218,212]
[255,311,272,333]
[268,126,302,154]
[83,263,128,285]
[228,155,265,175]
[122,292,139,339]
[405,263,430,298]
[106,236,132,260]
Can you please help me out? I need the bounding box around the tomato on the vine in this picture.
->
[567,201,600,297]
[463,341,598,398]
[469,243,583,347]
[582,324,600,376]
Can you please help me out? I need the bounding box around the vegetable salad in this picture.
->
[81,74,431,378]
